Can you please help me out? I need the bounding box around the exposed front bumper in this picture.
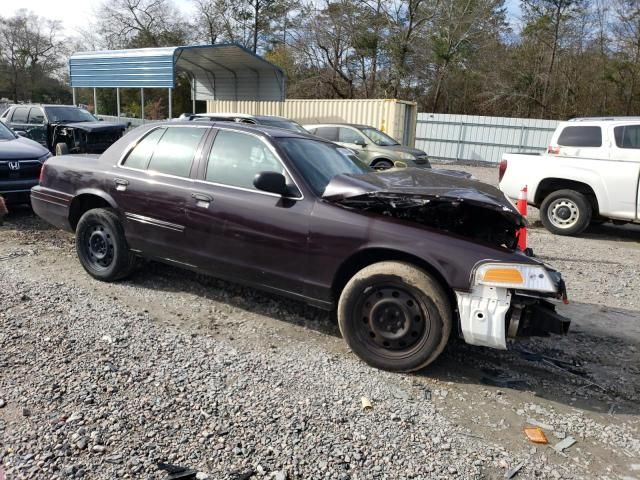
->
[455,286,570,350]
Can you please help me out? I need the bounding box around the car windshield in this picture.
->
[361,127,400,146]
[259,118,308,134]
[278,137,371,195]
[44,106,97,123]
[0,121,16,140]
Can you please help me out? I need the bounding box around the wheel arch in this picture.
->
[370,157,394,167]
[68,190,118,231]
[331,247,457,311]
[534,178,600,215]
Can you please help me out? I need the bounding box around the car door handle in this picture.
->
[114,178,129,191]
[192,192,213,208]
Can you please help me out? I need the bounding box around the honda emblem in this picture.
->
[8,161,20,171]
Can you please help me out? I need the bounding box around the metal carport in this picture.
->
[68,44,285,119]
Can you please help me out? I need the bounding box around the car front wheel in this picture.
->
[338,261,452,372]
[75,208,136,281]
[540,189,592,236]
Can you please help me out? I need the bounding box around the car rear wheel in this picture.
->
[75,208,136,281]
[337,261,452,372]
[55,142,69,156]
[540,189,592,236]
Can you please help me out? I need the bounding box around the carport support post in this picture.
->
[168,88,173,119]
[72,87,76,106]
[141,88,145,123]
[116,88,121,118]
[192,78,196,114]
[93,88,98,115]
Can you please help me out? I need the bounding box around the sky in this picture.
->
[7,0,521,40]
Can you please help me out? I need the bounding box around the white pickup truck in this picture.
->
[499,117,640,235]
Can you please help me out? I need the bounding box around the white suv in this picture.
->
[499,117,640,235]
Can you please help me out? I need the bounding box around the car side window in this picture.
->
[614,125,640,149]
[314,127,338,142]
[338,127,365,144]
[147,127,206,178]
[206,129,282,190]
[28,107,45,124]
[11,107,28,123]
[122,128,166,170]
[557,126,602,147]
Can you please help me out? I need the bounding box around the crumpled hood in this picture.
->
[0,136,50,160]
[322,167,522,221]
[53,121,126,133]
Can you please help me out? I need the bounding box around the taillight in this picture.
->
[547,145,560,155]
[498,159,508,182]
[39,164,46,184]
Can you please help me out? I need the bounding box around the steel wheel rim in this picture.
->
[548,198,580,229]
[355,285,429,357]
[83,223,115,269]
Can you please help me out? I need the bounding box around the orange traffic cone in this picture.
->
[516,186,528,251]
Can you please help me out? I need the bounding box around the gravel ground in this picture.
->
[1,165,640,479]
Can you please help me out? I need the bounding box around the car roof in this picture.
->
[304,122,371,129]
[161,120,320,140]
[9,104,77,108]
[191,112,293,121]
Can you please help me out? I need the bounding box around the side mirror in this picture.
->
[254,171,289,196]
[354,139,367,147]
[98,118,104,121]
[14,130,26,137]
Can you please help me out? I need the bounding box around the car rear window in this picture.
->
[147,127,206,178]
[11,107,28,123]
[614,125,640,149]
[557,126,602,147]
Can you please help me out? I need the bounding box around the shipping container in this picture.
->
[206,99,418,147]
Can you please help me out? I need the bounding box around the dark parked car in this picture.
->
[0,120,51,204]
[0,104,126,156]
[31,122,570,372]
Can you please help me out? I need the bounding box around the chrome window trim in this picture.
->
[116,124,305,201]
[201,125,305,201]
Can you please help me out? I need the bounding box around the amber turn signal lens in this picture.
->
[482,268,524,284]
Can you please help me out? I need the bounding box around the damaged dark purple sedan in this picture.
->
[31,122,570,372]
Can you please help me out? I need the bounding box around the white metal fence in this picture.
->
[416,113,559,164]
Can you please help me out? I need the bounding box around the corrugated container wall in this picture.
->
[206,99,418,147]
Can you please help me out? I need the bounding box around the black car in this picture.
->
[0,105,126,156]
[0,120,51,204]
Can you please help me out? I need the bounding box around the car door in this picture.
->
[25,107,47,147]
[185,127,313,296]
[610,124,640,220]
[337,127,372,163]
[8,107,30,137]
[111,125,210,264]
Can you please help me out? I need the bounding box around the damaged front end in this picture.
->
[323,168,526,249]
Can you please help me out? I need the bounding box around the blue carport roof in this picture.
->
[69,44,285,101]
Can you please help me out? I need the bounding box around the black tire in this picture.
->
[372,159,394,170]
[540,189,592,236]
[337,261,452,372]
[75,208,136,281]
[55,143,69,156]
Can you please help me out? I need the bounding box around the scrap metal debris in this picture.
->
[505,463,524,479]
[157,462,197,480]
[361,397,373,411]
[553,436,577,454]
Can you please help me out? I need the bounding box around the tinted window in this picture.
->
[11,107,28,123]
[278,138,371,195]
[614,125,640,149]
[44,106,96,123]
[123,128,166,170]
[0,121,15,140]
[314,127,339,142]
[557,126,602,147]
[147,127,206,177]
[339,127,365,144]
[206,129,282,190]
[28,107,45,124]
